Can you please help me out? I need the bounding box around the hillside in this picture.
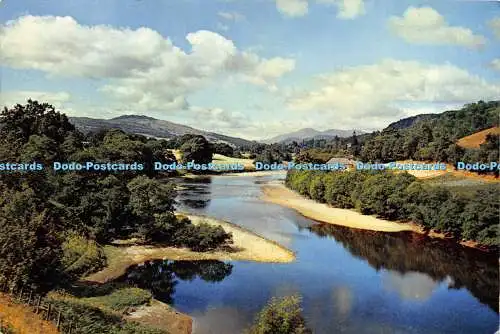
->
[386,114,438,131]
[70,115,255,147]
[456,126,500,149]
[360,101,500,163]
[264,128,363,144]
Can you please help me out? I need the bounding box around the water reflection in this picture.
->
[118,260,233,304]
[382,271,439,301]
[309,223,499,312]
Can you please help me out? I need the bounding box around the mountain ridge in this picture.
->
[69,115,256,147]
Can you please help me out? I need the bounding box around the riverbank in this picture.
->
[126,299,192,334]
[84,214,295,284]
[262,184,417,233]
[262,183,489,250]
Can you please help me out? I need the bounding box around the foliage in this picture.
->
[245,295,312,334]
[61,232,107,279]
[0,100,232,293]
[359,101,499,166]
[183,223,233,252]
[0,187,62,289]
[286,169,499,246]
[179,135,214,164]
[253,148,291,165]
[213,142,235,157]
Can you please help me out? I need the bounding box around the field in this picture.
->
[456,126,500,149]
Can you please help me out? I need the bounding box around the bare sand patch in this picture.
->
[84,214,294,284]
[261,184,417,233]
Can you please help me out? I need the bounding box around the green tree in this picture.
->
[127,176,176,220]
[180,135,214,164]
[245,295,311,334]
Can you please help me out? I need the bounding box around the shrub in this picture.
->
[308,174,325,202]
[183,223,233,252]
[245,295,311,334]
[61,233,107,279]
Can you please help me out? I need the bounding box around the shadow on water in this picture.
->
[308,223,499,313]
[116,260,233,305]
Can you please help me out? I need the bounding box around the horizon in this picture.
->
[0,0,499,140]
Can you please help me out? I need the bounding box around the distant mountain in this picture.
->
[263,128,362,144]
[385,114,439,131]
[69,115,255,147]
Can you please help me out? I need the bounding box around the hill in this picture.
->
[263,128,363,144]
[386,114,439,131]
[360,100,500,163]
[456,126,500,149]
[69,115,256,147]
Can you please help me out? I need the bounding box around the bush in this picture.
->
[245,295,311,334]
[182,223,233,252]
[62,233,107,279]
[308,174,325,202]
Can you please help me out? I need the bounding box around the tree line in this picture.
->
[286,169,499,247]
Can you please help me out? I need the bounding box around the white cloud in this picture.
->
[389,7,486,49]
[286,59,500,128]
[217,11,245,21]
[275,0,309,17]
[317,0,365,19]
[0,90,71,109]
[0,15,295,112]
[491,58,500,71]
[488,17,500,40]
[274,0,364,19]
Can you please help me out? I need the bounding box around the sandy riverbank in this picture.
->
[84,214,295,284]
[262,183,488,249]
[261,184,418,233]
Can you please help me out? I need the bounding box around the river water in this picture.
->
[121,174,499,334]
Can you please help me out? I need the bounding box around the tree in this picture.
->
[180,135,213,164]
[127,176,176,220]
[213,143,235,157]
[0,187,62,289]
[245,295,311,334]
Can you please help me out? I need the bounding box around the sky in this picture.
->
[0,0,499,140]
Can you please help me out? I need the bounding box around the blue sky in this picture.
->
[0,0,499,139]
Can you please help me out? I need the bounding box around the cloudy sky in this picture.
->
[0,0,499,140]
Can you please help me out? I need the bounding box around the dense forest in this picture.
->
[0,100,233,293]
[286,169,499,246]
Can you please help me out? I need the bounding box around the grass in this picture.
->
[83,288,152,312]
[456,126,500,149]
[0,293,59,334]
[423,173,494,196]
[46,291,166,334]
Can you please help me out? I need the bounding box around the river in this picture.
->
[120,174,499,334]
